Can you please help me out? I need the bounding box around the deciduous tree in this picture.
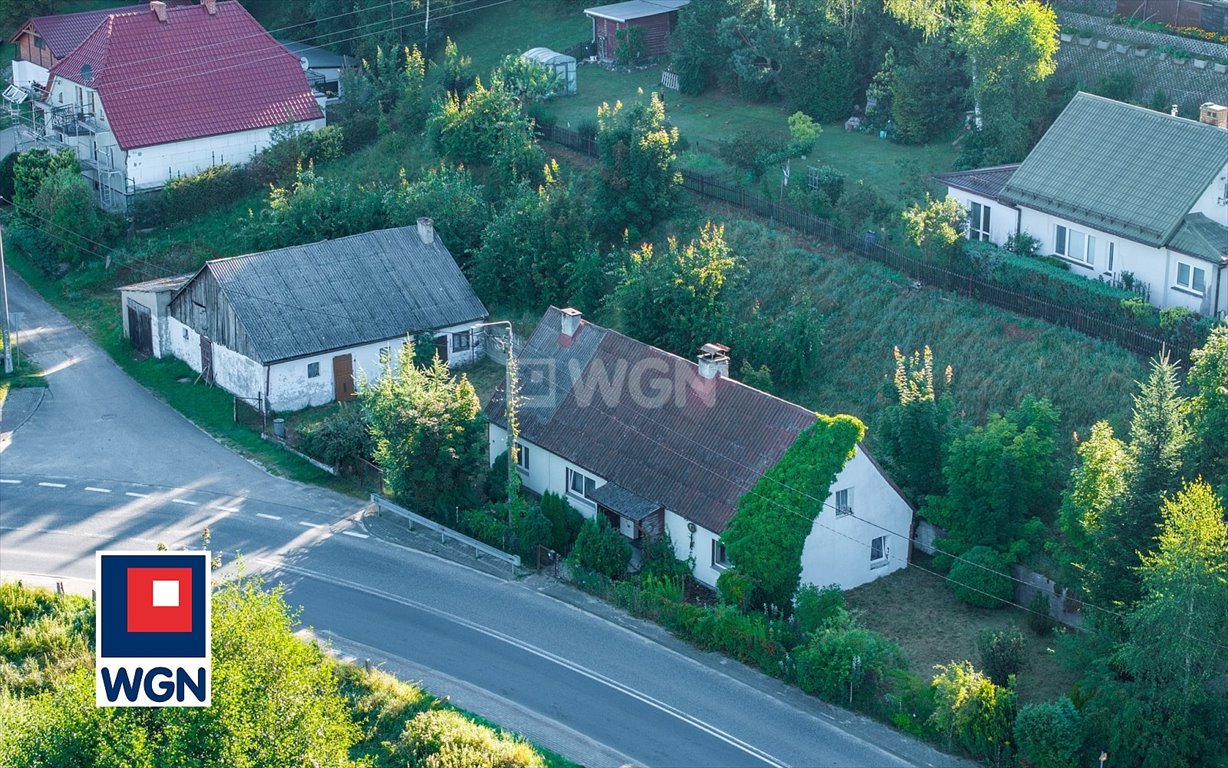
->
[593,92,681,242]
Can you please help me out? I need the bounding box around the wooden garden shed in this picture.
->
[584,0,688,63]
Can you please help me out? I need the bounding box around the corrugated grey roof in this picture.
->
[185,227,486,363]
[587,482,661,521]
[936,164,1020,200]
[488,308,818,532]
[118,273,193,293]
[999,93,1228,247]
[585,0,688,22]
[1169,213,1228,265]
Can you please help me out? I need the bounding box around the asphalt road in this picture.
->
[0,269,969,768]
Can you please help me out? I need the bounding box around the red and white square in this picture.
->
[126,567,193,634]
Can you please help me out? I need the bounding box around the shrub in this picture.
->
[807,165,846,205]
[716,568,757,611]
[397,709,545,768]
[1014,696,1082,768]
[614,25,647,66]
[795,622,909,711]
[508,500,553,563]
[977,627,1029,687]
[948,546,1013,608]
[568,516,631,580]
[458,507,509,549]
[485,452,509,503]
[690,604,793,674]
[929,661,1017,761]
[297,404,373,467]
[637,528,691,581]
[793,584,845,635]
[539,491,583,555]
[1027,591,1056,635]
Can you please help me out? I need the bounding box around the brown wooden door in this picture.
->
[200,336,214,385]
[332,353,355,401]
[127,302,152,358]
[433,335,449,364]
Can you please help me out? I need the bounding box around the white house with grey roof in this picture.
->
[486,307,915,591]
[939,94,1228,319]
[121,221,487,412]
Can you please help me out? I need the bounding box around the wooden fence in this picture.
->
[537,123,1196,363]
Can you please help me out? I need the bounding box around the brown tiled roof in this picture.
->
[488,308,818,532]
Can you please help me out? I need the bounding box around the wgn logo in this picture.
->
[95,551,211,707]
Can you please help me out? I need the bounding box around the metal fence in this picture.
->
[537,123,1198,364]
[233,395,266,432]
[370,494,522,568]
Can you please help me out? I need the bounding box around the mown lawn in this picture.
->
[844,560,1078,706]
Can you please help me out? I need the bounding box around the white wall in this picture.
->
[665,511,725,587]
[126,118,325,190]
[1189,162,1228,219]
[167,316,263,401]
[489,424,605,519]
[11,60,48,89]
[944,188,1018,247]
[797,448,913,591]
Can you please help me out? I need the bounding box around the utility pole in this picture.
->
[423,0,431,49]
[469,320,517,521]
[1,220,13,375]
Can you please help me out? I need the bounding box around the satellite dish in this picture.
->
[300,56,309,72]
[80,64,93,81]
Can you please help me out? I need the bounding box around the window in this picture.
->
[835,488,853,516]
[1055,225,1094,266]
[451,331,471,353]
[870,535,888,567]
[1176,262,1207,294]
[514,441,529,471]
[33,36,45,50]
[968,202,991,241]
[567,468,597,501]
[1106,242,1116,274]
[307,362,320,378]
[712,540,730,570]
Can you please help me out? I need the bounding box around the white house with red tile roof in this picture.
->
[32,0,322,210]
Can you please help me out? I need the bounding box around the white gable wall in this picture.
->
[12,60,49,88]
[167,315,264,401]
[797,449,913,590]
[944,188,1018,246]
[1189,162,1228,218]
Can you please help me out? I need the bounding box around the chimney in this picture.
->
[560,307,582,337]
[150,1,168,22]
[202,0,217,15]
[1200,102,1228,129]
[697,342,730,380]
[1170,104,1180,117]
[416,217,434,245]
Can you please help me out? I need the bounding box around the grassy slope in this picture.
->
[844,560,1078,706]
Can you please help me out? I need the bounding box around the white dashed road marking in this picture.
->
[172,499,198,506]
[298,521,322,529]
[340,530,369,539]
[215,506,241,513]
[0,479,21,484]
[256,513,282,521]
[38,482,66,488]
[84,487,112,493]
[125,492,149,498]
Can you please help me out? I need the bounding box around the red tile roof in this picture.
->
[48,1,322,151]
[10,4,148,60]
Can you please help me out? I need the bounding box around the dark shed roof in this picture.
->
[171,226,486,364]
[489,308,818,532]
[935,164,1020,201]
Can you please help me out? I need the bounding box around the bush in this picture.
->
[539,491,583,555]
[807,165,846,205]
[977,627,1029,687]
[297,404,373,467]
[795,621,909,711]
[508,501,553,563]
[929,661,1017,761]
[1014,696,1082,768]
[458,507,509,549]
[948,546,1013,608]
[568,516,631,580]
[397,709,545,768]
[485,452,509,503]
[637,528,691,581]
[1027,591,1056,635]
[690,604,794,674]
[793,584,845,635]
[614,25,647,66]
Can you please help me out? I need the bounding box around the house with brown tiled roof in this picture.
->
[486,307,915,591]
[16,0,323,211]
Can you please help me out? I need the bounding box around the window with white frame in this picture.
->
[567,468,597,501]
[1106,241,1116,274]
[870,535,888,566]
[968,201,991,241]
[1054,224,1095,267]
[451,331,471,353]
[513,441,530,471]
[835,488,853,516]
[712,540,730,569]
[1175,262,1207,294]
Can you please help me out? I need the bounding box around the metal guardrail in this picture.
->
[369,494,522,568]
